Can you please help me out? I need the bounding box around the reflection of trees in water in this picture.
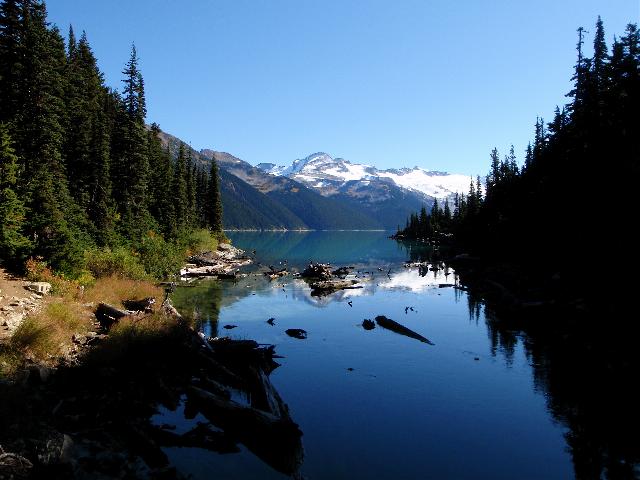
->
[170,281,225,337]
[476,303,640,479]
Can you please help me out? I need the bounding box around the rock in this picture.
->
[266,318,275,326]
[285,329,307,340]
[1,305,14,312]
[332,266,352,277]
[362,319,375,330]
[25,282,52,296]
[223,325,238,330]
[72,334,88,345]
[301,263,333,280]
[0,446,33,478]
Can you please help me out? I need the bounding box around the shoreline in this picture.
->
[0,243,303,479]
[224,229,389,232]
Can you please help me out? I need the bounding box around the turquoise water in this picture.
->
[167,231,577,479]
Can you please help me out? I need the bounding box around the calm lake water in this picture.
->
[164,231,636,479]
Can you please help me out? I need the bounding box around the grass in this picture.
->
[83,275,164,307]
[84,312,185,369]
[8,299,92,363]
[1,229,225,379]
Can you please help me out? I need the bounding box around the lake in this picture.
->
[164,231,636,479]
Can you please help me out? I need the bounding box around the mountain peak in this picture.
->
[257,152,473,199]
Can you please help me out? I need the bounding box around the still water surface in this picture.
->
[166,231,577,479]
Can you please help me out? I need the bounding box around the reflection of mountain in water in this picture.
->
[173,265,459,322]
[474,299,640,479]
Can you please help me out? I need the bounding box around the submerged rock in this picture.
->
[285,329,307,340]
[362,319,375,330]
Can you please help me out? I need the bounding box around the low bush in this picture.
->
[25,257,80,297]
[84,246,148,280]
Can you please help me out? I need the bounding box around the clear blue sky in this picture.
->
[47,0,638,175]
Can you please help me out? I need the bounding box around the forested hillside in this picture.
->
[0,0,223,277]
[396,18,639,309]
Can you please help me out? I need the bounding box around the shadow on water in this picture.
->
[471,296,640,480]
[172,231,639,479]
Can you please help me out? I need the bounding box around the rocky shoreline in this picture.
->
[0,243,307,480]
[180,243,252,278]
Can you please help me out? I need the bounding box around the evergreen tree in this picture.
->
[206,156,223,232]
[116,44,152,239]
[186,150,196,226]
[0,123,30,262]
[0,0,23,123]
[172,142,188,231]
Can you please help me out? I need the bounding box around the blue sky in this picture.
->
[47,0,638,175]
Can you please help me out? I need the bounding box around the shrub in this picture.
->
[25,257,79,297]
[181,228,220,254]
[137,231,184,279]
[84,247,148,280]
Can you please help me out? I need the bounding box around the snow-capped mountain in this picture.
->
[257,152,472,200]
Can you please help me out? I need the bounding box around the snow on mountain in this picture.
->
[378,168,472,198]
[259,152,473,200]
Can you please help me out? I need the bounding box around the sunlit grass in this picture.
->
[83,275,163,307]
[9,299,92,361]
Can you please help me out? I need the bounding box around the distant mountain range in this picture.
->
[158,131,473,230]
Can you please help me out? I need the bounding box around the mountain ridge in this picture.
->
[157,130,472,230]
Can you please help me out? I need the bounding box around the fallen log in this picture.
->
[374,315,434,345]
[187,386,303,476]
[122,297,156,312]
[95,303,135,330]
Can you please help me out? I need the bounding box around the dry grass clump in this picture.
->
[9,300,92,361]
[83,276,163,307]
[86,312,182,367]
[0,346,22,378]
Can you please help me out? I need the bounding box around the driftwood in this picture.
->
[187,386,304,476]
[95,303,135,330]
[122,297,155,312]
[375,315,434,345]
[310,279,359,290]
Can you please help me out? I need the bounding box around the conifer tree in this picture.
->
[18,7,88,273]
[186,150,197,226]
[206,156,223,232]
[172,142,188,231]
[0,0,23,123]
[0,123,30,262]
[116,44,152,239]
